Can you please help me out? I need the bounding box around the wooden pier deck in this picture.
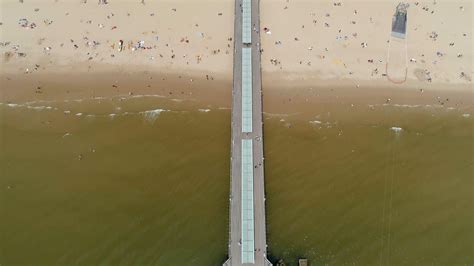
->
[223,0,271,265]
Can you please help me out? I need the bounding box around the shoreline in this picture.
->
[2,69,472,118]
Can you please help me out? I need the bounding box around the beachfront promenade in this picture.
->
[223,0,272,265]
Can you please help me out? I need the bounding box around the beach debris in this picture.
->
[429,31,438,41]
[43,19,53,26]
[459,72,471,81]
[371,68,379,76]
[196,32,204,38]
[132,40,146,50]
[361,42,368,48]
[87,40,100,48]
[270,58,281,66]
[18,18,28,27]
[43,46,52,54]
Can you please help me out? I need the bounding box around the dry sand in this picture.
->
[0,0,472,111]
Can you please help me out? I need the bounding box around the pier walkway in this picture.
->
[224,0,271,265]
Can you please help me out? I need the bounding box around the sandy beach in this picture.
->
[0,0,472,110]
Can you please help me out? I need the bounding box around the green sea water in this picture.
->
[0,96,472,265]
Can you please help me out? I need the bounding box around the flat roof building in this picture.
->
[391,2,409,39]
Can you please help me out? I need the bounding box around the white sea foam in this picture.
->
[27,106,44,110]
[131,94,166,99]
[198,109,211,112]
[392,104,421,108]
[390,127,403,133]
[27,105,53,111]
[462,113,470,118]
[309,120,322,124]
[64,110,71,114]
[141,109,168,123]
[75,113,83,116]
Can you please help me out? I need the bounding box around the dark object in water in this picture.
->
[391,3,409,39]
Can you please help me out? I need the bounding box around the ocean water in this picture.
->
[264,104,473,265]
[0,96,230,265]
[0,96,472,265]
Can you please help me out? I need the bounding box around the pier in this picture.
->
[224,0,271,265]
